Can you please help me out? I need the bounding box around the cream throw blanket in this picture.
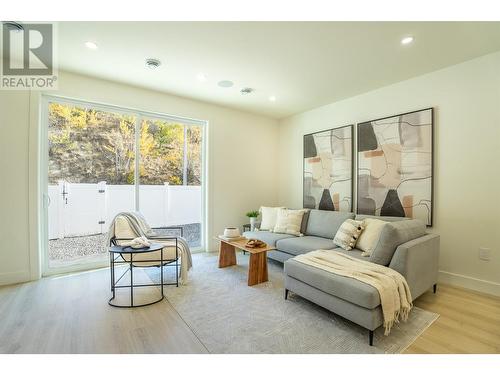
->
[294,250,412,335]
[107,212,192,285]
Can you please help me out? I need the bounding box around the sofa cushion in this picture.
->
[355,214,409,222]
[276,236,337,256]
[333,247,366,260]
[242,231,294,246]
[267,249,295,263]
[369,219,426,265]
[305,210,355,239]
[285,257,380,309]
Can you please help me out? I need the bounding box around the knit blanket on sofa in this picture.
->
[294,250,412,335]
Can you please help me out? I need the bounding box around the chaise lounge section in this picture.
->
[243,209,440,345]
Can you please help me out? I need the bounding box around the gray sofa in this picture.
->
[243,209,440,346]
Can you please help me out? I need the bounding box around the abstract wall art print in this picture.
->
[303,125,353,212]
[357,108,433,226]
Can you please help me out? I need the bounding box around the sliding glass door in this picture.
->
[139,118,203,248]
[43,96,205,274]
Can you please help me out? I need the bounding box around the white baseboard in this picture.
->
[438,270,500,297]
[0,270,31,286]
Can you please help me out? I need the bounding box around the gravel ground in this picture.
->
[48,223,201,262]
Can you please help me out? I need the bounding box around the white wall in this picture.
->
[278,52,500,296]
[0,71,279,285]
[0,91,32,285]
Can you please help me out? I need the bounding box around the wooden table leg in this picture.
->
[218,241,237,268]
[248,252,268,286]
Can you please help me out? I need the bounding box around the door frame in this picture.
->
[40,94,208,276]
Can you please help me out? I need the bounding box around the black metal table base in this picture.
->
[108,242,179,308]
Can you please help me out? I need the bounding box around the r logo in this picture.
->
[2,23,53,76]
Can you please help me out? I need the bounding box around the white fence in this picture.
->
[48,182,201,240]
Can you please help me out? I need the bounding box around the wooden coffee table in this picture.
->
[216,238,275,286]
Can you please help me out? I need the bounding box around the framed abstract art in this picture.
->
[303,125,353,212]
[357,108,434,226]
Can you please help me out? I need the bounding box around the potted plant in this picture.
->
[245,210,260,231]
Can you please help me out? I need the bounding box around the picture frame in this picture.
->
[356,108,434,226]
[303,124,354,212]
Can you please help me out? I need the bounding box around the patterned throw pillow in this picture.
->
[273,208,307,236]
[259,206,285,231]
[333,219,364,250]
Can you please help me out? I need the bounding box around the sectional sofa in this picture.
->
[243,209,440,346]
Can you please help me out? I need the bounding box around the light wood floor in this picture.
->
[0,267,208,354]
[0,268,498,354]
[405,284,500,354]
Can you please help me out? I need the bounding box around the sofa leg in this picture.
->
[433,284,437,294]
[369,330,374,346]
[285,289,289,300]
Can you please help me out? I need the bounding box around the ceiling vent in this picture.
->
[2,21,24,32]
[145,58,161,69]
[240,87,254,95]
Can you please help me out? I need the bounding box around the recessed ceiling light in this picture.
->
[197,73,207,82]
[401,36,414,45]
[269,95,276,102]
[240,87,254,95]
[218,80,234,88]
[145,58,161,69]
[84,41,98,50]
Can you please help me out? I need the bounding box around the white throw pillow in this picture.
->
[356,218,387,256]
[259,206,285,231]
[273,208,306,236]
[333,219,364,250]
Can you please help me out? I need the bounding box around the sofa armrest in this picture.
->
[389,234,440,300]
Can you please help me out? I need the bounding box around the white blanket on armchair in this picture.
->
[294,250,412,335]
[107,212,192,285]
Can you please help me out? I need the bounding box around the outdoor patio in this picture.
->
[48,223,201,267]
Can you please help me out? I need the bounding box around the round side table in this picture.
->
[109,243,165,308]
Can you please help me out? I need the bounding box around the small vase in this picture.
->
[250,217,257,231]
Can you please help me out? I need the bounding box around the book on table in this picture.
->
[217,235,246,242]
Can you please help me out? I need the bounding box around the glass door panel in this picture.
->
[139,118,203,248]
[47,102,136,270]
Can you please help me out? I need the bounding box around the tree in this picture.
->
[48,102,202,186]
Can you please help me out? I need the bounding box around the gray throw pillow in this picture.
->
[300,209,310,234]
[369,219,426,265]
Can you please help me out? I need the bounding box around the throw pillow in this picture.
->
[333,219,364,250]
[273,208,307,236]
[356,218,387,256]
[259,206,285,231]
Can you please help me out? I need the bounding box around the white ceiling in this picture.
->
[57,22,500,119]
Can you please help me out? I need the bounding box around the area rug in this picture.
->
[146,252,438,354]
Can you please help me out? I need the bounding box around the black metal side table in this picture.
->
[109,243,166,308]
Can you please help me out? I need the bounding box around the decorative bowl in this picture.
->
[224,227,240,238]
